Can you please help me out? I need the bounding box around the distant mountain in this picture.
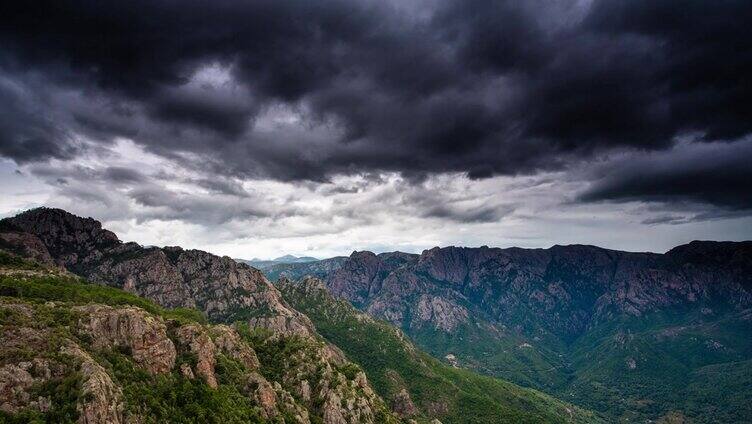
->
[274,254,319,263]
[260,251,417,284]
[293,244,752,423]
[236,254,320,270]
[262,256,349,281]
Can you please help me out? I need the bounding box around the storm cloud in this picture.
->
[580,136,752,210]
[1,0,749,177]
[0,0,751,256]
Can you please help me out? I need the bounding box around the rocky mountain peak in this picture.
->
[349,250,378,260]
[3,208,120,269]
[666,240,752,265]
[0,208,315,337]
[298,276,329,292]
[7,207,119,245]
[418,246,442,259]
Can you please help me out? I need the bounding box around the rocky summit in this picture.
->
[1,207,314,336]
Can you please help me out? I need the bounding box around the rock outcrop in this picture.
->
[411,294,469,332]
[326,251,417,308]
[211,324,260,370]
[61,343,125,424]
[75,305,177,374]
[245,372,310,423]
[173,324,218,388]
[392,388,418,417]
[0,230,55,266]
[0,360,53,414]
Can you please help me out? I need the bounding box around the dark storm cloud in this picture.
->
[424,204,514,224]
[188,177,250,197]
[0,0,750,208]
[149,81,258,138]
[580,138,752,211]
[103,167,146,184]
[641,215,688,226]
[0,75,77,162]
[586,0,752,141]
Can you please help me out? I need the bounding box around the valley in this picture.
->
[259,244,752,422]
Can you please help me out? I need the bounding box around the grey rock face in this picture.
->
[326,251,417,309]
[61,343,125,424]
[173,324,218,388]
[1,208,314,337]
[75,305,177,375]
[211,324,260,370]
[317,243,752,340]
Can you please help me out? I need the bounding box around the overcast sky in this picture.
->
[1,0,751,259]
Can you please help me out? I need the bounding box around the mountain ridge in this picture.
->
[268,240,752,422]
[236,255,321,271]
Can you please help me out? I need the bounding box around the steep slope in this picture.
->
[278,276,603,424]
[0,208,314,336]
[0,209,404,423]
[0,253,398,423]
[296,244,752,422]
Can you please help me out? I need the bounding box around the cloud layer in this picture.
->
[0,0,751,255]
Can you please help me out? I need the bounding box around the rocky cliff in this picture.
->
[1,208,314,337]
[0,208,408,423]
[283,243,752,422]
[0,260,399,423]
[278,276,603,424]
[311,243,752,339]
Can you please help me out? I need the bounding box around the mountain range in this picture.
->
[236,256,321,271]
[0,208,602,424]
[1,207,751,423]
[245,243,752,422]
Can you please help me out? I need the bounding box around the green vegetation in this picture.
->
[562,308,752,422]
[399,293,752,423]
[0,254,267,423]
[0,251,45,271]
[0,251,206,325]
[409,318,570,391]
[0,253,398,424]
[97,350,266,424]
[0,373,84,424]
[279,280,603,424]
